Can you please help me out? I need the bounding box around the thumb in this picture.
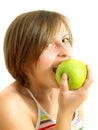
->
[59,73,69,92]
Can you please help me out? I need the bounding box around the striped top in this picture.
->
[27,89,85,130]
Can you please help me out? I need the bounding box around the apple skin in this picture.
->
[56,59,87,90]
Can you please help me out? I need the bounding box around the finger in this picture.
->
[59,73,69,92]
[86,65,93,80]
[81,65,93,91]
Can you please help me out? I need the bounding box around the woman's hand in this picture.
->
[58,65,93,116]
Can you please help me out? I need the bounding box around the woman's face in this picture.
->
[30,23,72,89]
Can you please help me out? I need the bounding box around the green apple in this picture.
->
[56,59,87,90]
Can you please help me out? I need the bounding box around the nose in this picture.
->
[57,43,72,58]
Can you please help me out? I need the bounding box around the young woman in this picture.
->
[0,10,92,130]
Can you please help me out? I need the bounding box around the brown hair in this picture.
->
[4,10,73,87]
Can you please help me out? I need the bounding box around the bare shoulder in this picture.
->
[0,82,37,130]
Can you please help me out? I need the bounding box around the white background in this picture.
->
[0,0,98,129]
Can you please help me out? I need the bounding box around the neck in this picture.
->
[27,84,59,120]
[28,84,59,102]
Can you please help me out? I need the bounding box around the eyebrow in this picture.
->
[63,34,69,37]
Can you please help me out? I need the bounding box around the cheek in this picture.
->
[45,51,56,60]
[65,44,73,57]
[69,47,73,56]
[67,47,73,56]
[38,51,56,67]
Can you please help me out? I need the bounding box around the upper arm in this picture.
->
[0,95,35,130]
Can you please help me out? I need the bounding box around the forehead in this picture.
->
[54,23,68,38]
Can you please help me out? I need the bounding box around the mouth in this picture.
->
[52,66,58,73]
